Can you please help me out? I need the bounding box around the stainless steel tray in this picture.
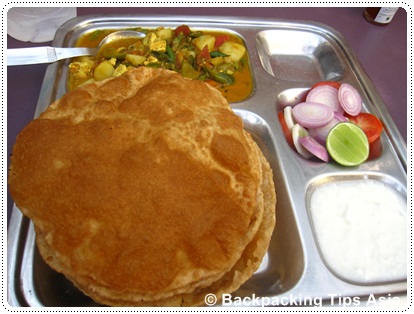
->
[7,15,407,307]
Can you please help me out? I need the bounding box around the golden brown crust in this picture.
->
[9,67,276,306]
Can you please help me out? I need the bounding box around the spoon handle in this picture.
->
[7,47,95,66]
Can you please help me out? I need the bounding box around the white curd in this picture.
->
[310,179,407,284]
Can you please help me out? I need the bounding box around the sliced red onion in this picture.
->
[334,112,348,122]
[292,102,334,129]
[291,124,313,159]
[308,127,328,145]
[308,112,348,145]
[306,85,344,114]
[298,136,330,162]
[338,83,362,116]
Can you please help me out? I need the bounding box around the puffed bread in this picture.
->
[9,67,276,306]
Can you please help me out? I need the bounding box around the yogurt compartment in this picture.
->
[308,177,407,285]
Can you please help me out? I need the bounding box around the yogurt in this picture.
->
[309,179,407,284]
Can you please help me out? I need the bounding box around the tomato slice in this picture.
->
[278,111,294,149]
[346,112,383,144]
[174,25,191,36]
[196,45,211,65]
[368,135,382,160]
[214,34,229,48]
[311,81,341,90]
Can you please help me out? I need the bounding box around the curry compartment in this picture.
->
[67,27,255,104]
[8,15,407,307]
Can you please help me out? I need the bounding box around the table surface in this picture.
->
[7,7,408,224]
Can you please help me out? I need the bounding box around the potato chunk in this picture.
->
[218,42,246,62]
[126,54,146,66]
[193,35,216,51]
[156,28,173,40]
[94,61,115,81]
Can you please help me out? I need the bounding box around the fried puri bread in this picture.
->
[9,67,276,306]
[100,138,276,307]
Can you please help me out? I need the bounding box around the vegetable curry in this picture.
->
[68,25,253,103]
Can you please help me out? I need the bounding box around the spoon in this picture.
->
[7,30,146,66]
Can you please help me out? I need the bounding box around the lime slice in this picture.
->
[326,122,369,166]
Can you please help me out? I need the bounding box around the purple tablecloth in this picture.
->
[7,7,407,224]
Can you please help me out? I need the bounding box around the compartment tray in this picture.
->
[7,15,407,307]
